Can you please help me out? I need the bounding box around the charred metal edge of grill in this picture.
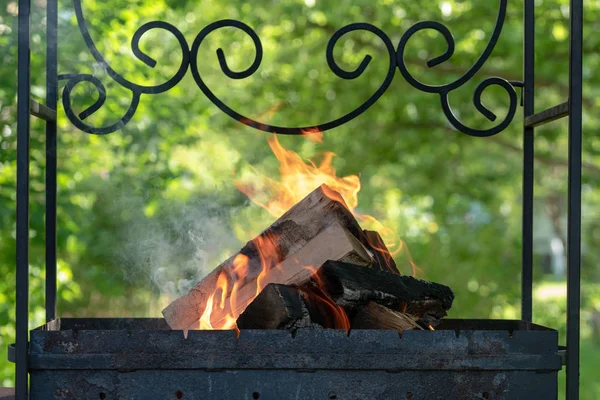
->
[60,0,517,137]
[28,354,562,372]
[27,319,561,372]
[31,317,558,332]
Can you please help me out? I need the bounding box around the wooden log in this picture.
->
[351,301,423,333]
[311,260,454,327]
[211,222,372,327]
[236,284,318,330]
[236,283,351,331]
[162,184,367,330]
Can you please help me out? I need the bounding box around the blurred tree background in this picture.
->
[1,0,599,397]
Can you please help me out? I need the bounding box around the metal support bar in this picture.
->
[46,0,58,323]
[524,101,569,128]
[521,0,534,323]
[566,0,583,398]
[7,343,16,363]
[16,0,31,399]
[29,99,57,122]
[558,345,567,366]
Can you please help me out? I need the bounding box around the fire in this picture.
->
[199,291,215,330]
[197,233,283,330]
[301,127,324,143]
[235,135,361,217]
[197,132,420,331]
[301,286,351,331]
[229,254,250,318]
[198,270,237,331]
[235,134,419,276]
[302,265,350,331]
[252,232,282,296]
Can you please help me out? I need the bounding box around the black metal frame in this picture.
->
[14,0,583,398]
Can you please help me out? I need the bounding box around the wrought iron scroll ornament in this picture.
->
[61,0,517,137]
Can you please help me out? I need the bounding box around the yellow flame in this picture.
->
[235,135,361,218]
[199,292,215,330]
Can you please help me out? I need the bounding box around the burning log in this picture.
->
[235,284,317,330]
[312,260,454,328]
[162,185,377,330]
[351,301,423,333]
[236,260,452,332]
[237,286,423,334]
[209,222,373,327]
[236,284,349,331]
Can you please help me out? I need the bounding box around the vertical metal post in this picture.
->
[45,0,58,322]
[566,0,583,398]
[16,0,31,398]
[521,0,535,323]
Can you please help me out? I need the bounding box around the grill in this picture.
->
[25,319,559,399]
[13,0,584,399]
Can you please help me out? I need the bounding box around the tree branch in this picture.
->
[386,120,600,177]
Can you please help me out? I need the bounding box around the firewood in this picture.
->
[351,301,423,333]
[236,284,318,330]
[211,222,372,327]
[311,260,454,328]
[162,184,367,330]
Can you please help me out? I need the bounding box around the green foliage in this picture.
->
[1,0,599,396]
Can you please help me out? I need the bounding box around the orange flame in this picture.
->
[301,285,350,331]
[302,265,350,331]
[301,128,324,143]
[253,232,281,296]
[229,253,250,315]
[235,135,361,218]
[199,291,215,330]
[198,270,238,331]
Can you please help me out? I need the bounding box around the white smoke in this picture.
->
[113,192,241,307]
